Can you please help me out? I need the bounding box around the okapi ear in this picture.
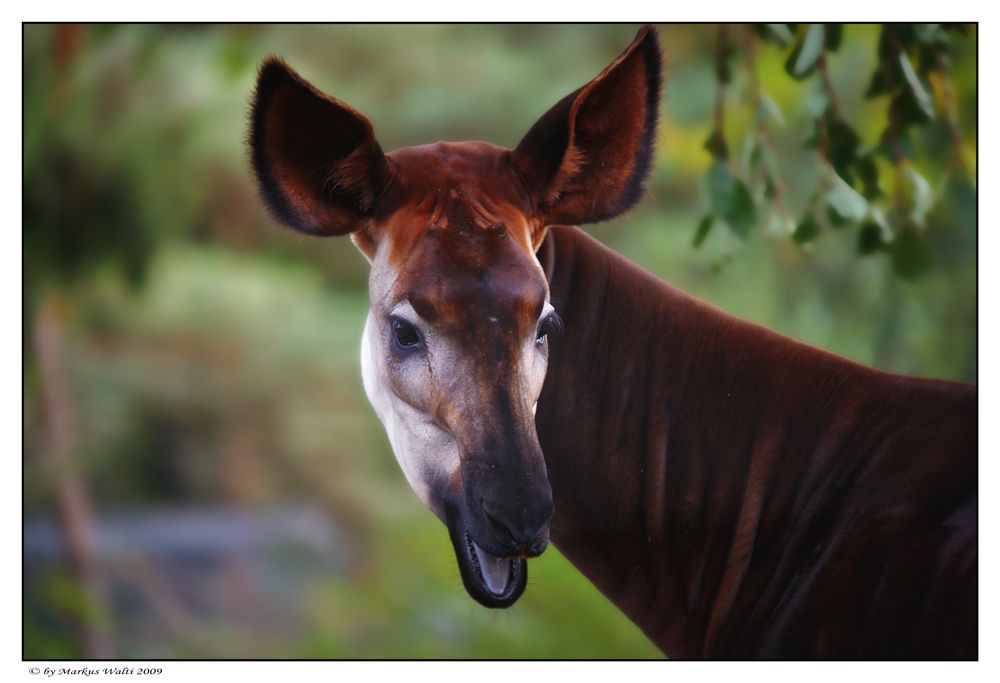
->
[247,58,395,237]
[512,25,661,233]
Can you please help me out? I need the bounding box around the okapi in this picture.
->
[247,26,977,658]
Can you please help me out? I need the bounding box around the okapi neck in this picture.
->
[535,226,976,658]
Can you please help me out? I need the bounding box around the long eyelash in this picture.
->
[542,312,564,335]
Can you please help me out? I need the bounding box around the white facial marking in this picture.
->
[361,309,459,510]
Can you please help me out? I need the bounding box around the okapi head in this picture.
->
[247,26,661,608]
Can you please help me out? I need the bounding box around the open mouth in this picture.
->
[446,507,528,608]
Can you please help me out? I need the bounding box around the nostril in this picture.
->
[481,499,551,556]
[482,504,518,547]
[526,526,550,557]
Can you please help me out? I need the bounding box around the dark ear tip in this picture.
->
[636,25,663,75]
[512,25,663,227]
[257,55,286,72]
[252,57,299,102]
[257,56,292,80]
[632,25,660,54]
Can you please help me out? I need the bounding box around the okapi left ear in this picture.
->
[247,58,395,238]
[512,25,662,236]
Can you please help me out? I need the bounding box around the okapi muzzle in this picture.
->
[247,26,661,608]
[444,378,555,606]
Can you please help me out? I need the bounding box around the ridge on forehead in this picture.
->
[393,213,547,327]
[427,219,508,239]
[386,141,527,212]
[389,140,510,166]
[387,141,511,189]
[408,217,524,281]
[379,140,537,265]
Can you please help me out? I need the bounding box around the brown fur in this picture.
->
[247,26,976,657]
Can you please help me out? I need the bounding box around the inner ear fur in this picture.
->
[247,58,395,237]
[513,25,662,231]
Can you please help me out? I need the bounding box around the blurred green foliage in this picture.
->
[23,24,975,660]
[697,24,976,283]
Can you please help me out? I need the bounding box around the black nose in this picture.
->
[481,496,553,557]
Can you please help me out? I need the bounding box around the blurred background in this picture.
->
[23,24,976,660]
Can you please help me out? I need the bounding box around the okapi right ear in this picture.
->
[512,25,661,234]
[247,58,395,237]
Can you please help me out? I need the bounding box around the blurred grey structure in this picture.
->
[24,506,351,657]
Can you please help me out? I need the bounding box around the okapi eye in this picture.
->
[536,312,563,346]
[390,316,421,349]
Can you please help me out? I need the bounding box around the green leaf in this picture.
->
[875,130,916,162]
[894,87,933,131]
[727,180,758,238]
[825,24,843,52]
[856,154,883,199]
[857,221,885,254]
[802,98,833,153]
[693,213,714,248]
[764,176,777,200]
[803,90,830,119]
[761,144,781,179]
[918,44,946,78]
[758,94,785,127]
[864,68,889,99]
[915,23,948,46]
[755,94,785,127]
[904,166,934,226]
[789,24,825,79]
[898,52,935,121]
[891,227,932,279]
[894,24,918,52]
[716,59,731,85]
[869,205,892,235]
[827,117,861,185]
[705,161,757,239]
[703,127,728,160]
[715,44,737,85]
[793,212,821,245]
[760,23,794,47]
[766,212,796,237]
[707,161,736,215]
[740,135,759,175]
[865,38,908,100]
[826,177,868,223]
[826,205,850,228]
